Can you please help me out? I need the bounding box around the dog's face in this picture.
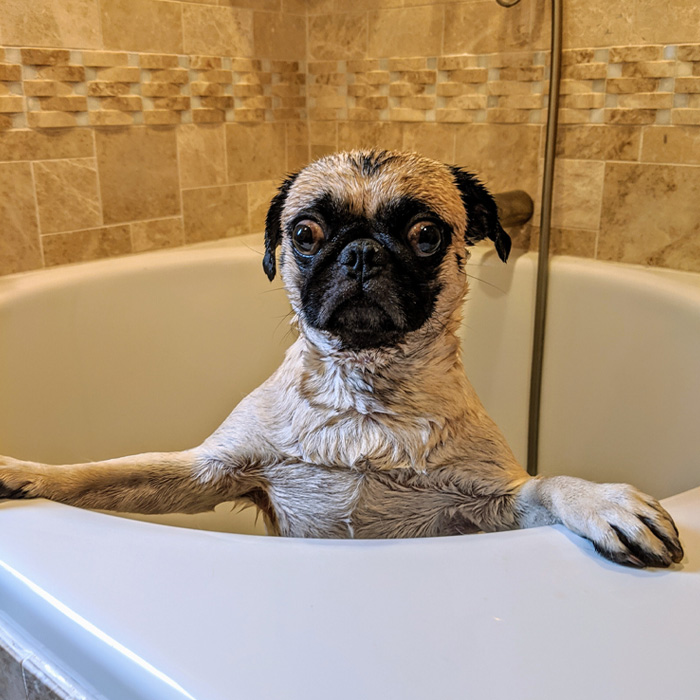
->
[264,150,510,351]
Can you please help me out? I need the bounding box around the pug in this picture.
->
[0,150,683,568]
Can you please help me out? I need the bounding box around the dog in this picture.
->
[0,150,683,568]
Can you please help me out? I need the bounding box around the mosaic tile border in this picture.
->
[2,44,700,130]
[0,48,306,129]
[307,44,700,127]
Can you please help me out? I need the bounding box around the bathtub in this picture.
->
[0,234,699,700]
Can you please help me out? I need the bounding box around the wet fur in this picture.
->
[0,150,683,569]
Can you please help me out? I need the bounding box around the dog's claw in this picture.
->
[551,480,684,569]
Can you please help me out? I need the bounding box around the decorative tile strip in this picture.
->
[190,55,231,124]
[270,60,305,122]
[86,51,141,126]
[232,58,270,123]
[2,44,700,130]
[22,48,87,128]
[0,48,23,129]
[674,45,700,125]
[141,54,190,126]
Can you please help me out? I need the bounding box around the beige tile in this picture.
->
[308,13,368,61]
[226,122,287,183]
[0,0,101,48]
[565,0,700,47]
[367,6,444,58]
[336,121,404,152]
[454,123,542,196]
[101,0,183,53]
[556,125,641,161]
[33,158,101,234]
[248,180,278,234]
[254,11,306,61]
[0,162,42,275]
[529,226,597,258]
[182,4,253,56]
[42,225,132,267]
[0,129,94,162]
[445,1,532,55]
[546,159,605,231]
[598,162,700,272]
[96,127,180,224]
[309,121,337,150]
[182,184,248,243]
[131,217,185,252]
[641,126,700,166]
[403,123,456,164]
[177,124,227,189]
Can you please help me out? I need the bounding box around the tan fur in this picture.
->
[0,150,683,569]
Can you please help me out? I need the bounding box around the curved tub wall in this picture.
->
[461,250,700,500]
[1,236,700,534]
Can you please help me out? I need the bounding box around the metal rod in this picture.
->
[526,0,563,476]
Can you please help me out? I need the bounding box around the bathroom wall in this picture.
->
[0,0,308,276]
[1,0,699,276]
[306,0,700,273]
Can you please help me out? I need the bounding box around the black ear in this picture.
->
[449,166,511,263]
[263,173,299,281]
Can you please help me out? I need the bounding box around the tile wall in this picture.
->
[1,0,699,275]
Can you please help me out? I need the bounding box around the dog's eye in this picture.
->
[292,220,325,256]
[407,221,442,257]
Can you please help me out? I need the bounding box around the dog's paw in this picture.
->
[554,480,684,568]
[0,456,35,499]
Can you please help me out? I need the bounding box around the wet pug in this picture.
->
[0,150,683,568]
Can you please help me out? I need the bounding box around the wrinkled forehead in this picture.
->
[281,152,467,235]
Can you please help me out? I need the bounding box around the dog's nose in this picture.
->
[339,239,387,280]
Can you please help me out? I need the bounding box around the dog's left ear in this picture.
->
[263,172,299,281]
[449,166,511,263]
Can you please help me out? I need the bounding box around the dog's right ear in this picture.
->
[263,173,299,281]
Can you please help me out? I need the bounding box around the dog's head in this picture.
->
[264,150,510,351]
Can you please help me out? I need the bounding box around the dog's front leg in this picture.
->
[0,448,260,515]
[515,476,684,568]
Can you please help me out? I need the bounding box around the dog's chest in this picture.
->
[259,460,480,539]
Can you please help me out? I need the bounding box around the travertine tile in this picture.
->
[182,4,253,56]
[101,0,183,53]
[403,123,457,163]
[444,0,531,55]
[565,0,700,47]
[182,184,248,243]
[308,13,368,61]
[177,124,227,189]
[254,11,306,61]
[131,217,185,252]
[454,123,542,195]
[598,162,700,272]
[556,125,641,161]
[248,180,278,233]
[641,126,700,165]
[42,225,131,267]
[95,127,180,224]
[0,0,101,49]
[34,158,101,234]
[367,6,444,58]
[337,121,404,151]
[0,128,94,162]
[0,162,42,275]
[226,122,287,183]
[529,226,597,258]
[547,159,605,230]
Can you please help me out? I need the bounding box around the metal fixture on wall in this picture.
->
[496,0,564,475]
[527,0,563,475]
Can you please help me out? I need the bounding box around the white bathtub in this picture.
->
[0,235,699,700]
